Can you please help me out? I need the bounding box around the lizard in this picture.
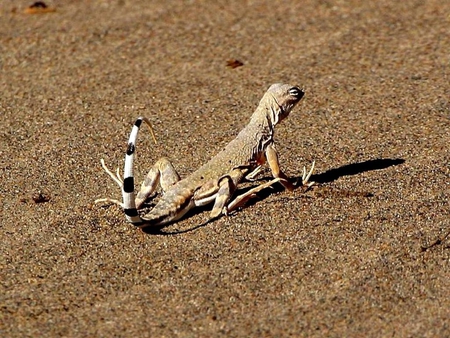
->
[95,83,315,229]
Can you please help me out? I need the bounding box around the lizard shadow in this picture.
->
[143,158,405,235]
[307,158,405,184]
[141,214,216,235]
[230,158,405,207]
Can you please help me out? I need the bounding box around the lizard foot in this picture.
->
[94,159,124,207]
[301,160,315,188]
[99,158,123,188]
[94,197,124,208]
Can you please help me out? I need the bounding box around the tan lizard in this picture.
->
[95,83,315,229]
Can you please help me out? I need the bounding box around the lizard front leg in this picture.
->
[265,144,296,191]
[265,144,315,190]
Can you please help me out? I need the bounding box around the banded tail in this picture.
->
[122,117,157,225]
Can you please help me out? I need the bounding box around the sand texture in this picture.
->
[1,0,449,337]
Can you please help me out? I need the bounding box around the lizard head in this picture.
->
[265,83,304,125]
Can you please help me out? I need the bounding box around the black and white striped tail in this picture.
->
[122,117,148,225]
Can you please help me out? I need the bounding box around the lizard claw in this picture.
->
[100,159,123,188]
[95,159,125,208]
[301,160,315,188]
[94,197,124,208]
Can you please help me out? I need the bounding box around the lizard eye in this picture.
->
[288,87,303,98]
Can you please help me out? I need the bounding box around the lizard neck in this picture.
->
[250,92,284,130]
[249,104,279,136]
[245,106,277,159]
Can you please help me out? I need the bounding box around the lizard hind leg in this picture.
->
[225,178,282,215]
[209,168,245,219]
[135,157,181,209]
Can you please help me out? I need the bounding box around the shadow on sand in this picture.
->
[142,158,405,235]
[310,158,405,184]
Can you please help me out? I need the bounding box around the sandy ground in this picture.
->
[1,0,449,337]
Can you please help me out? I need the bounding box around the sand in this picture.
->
[1,0,449,337]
